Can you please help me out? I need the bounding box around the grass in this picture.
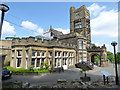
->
[6,66,50,73]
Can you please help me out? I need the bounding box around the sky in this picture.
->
[0,2,118,52]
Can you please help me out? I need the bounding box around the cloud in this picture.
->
[94,42,114,53]
[2,21,16,35]
[87,3,106,16]
[54,28,70,34]
[91,9,118,38]
[21,21,38,30]
[34,28,44,35]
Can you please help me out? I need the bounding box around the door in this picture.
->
[63,58,68,70]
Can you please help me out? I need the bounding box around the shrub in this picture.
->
[29,65,34,71]
[6,66,49,73]
[40,61,44,69]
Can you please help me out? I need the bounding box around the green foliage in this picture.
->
[91,43,96,47]
[94,55,100,63]
[29,65,34,71]
[107,51,114,62]
[40,61,44,69]
[80,67,90,77]
[117,52,120,64]
[4,60,10,66]
[6,66,49,73]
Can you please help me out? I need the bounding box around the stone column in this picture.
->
[28,47,32,68]
[22,47,26,68]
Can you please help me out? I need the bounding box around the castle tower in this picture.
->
[70,5,91,42]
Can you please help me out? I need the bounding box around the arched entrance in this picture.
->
[91,54,100,66]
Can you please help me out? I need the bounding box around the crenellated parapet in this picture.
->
[87,44,107,52]
[12,36,76,49]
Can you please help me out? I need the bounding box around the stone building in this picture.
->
[1,5,108,70]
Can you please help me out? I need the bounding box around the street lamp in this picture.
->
[0,3,9,40]
[111,41,119,85]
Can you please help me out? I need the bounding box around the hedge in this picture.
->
[6,66,49,73]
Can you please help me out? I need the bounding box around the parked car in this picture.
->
[75,61,94,70]
[2,67,12,79]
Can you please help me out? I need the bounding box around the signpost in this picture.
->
[100,70,111,85]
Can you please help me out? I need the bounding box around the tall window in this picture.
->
[49,51,52,57]
[36,58,41,67]
[79,40,83,49]
[32,50,36,56]
[17,58,21,67]
[31,58,36,67]
[74,21,82,29]
[42,51,46,56]
[79,53,83,62]
[37,51,41,56]
[55,58,57,67]
[16,50,22,68]
[83,41,86,49]
[58,58,61,67]
[86,22,89,28]
[17,50,22,56]
[83,53,87,62]
[26,50,28,57]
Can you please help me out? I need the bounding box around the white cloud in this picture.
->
[94,42,114,53]
[87,3,106,16]
[34,28,44,35]
[21,21,38,30]
[54,28,69,34]
[2,21,16,35]
[91,9,118,38]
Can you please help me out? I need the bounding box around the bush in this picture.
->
[40,61,44,69]
[6,66,49,73]
[29,65,34,71]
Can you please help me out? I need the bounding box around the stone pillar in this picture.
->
[22,47,26,68]
[13,49,17,68]
[28,47,32,68]
[52,49,55,69]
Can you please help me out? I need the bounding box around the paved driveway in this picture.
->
[2,63,115,85]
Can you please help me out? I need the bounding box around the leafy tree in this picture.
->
[107,51,114,62]
[91,43,96,47]
[94,55,100,63]
[117,52,120,64]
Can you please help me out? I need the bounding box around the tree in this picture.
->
[91,43,96,47]
[116,52,120,64]
[107,51,114,62]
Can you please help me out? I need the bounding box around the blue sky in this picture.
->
[0,2,118,52]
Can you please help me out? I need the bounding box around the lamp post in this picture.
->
[111,41,119,85]
[0,3,9,40]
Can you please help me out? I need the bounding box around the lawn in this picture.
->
[6,66,50,73]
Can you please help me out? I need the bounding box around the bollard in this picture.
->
[107,77,109,84]
[103,75,106,85]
